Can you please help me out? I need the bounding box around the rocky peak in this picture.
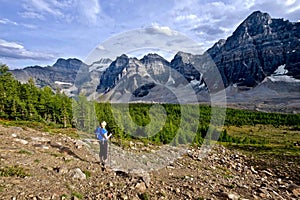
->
[114,54,129,67]
[140,53,170,74]
[89,58,113,72]
[236,11,272,37]
[170,51,202,83]
[52,58,83,71]
[141,53,168,64]
[96,54,130,93]
[173,51,193,61]
[90,58,113,65]
[206,39,226,58]
[224,11,272,50]
[206,11,300,87]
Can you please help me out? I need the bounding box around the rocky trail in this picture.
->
[0,125,299,199]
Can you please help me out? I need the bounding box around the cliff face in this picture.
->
[10,58,112,96]
[11,58,84,88]
[207,11,300,87]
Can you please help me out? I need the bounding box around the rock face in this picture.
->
[207,11,300,87]
[10,58,112,97]
[94,11,299,102]
[97,54,130,94]
[96,53,189,103]
[11,58,84,87]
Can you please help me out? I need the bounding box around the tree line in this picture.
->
[0,64,73,127]
[1,63,299,146]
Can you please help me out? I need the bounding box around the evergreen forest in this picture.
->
[1,64,299,147]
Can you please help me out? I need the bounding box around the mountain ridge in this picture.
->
[9,10,300,111]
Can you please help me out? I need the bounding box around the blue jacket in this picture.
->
[95,127,108,141]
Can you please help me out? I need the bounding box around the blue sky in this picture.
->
[0,0,299,69]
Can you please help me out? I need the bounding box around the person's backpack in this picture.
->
[95,127,103,140]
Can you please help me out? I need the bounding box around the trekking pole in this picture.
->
[109,139,111,167]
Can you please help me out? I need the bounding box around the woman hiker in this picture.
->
[95,121,112,166]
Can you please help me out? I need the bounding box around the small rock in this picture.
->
[74,140,85,149]
[277,178,282,184]
[14,138,28,145]
[120,194,128,200]
[292,188,300,197]
[288,184,300,197]
[70,168,86,180]
[135,182,146,193]
[228,193,239,200]
[250,166,258,174]
[58,166,69,174]
[259,193,267,198]
[262,170,273,176]
[166,165,175,169]
[142,173,151,187]
[175,188,180,193]
[11,133,17,138]
[11,126,23,131]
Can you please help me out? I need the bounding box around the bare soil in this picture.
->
[0,125,299,199]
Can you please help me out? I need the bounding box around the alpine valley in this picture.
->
[10,11,300,113]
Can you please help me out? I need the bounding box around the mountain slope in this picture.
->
[207,11,300,87]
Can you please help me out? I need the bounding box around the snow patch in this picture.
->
[268,75,300,83]
[55,81,72,86]
[273,64,288,75]
[89,64,109,72]
[190,80,200,86]
[267,64,300,83]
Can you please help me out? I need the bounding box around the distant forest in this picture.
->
[1,64,299,145]
[0,64,72,127]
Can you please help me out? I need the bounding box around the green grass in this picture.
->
[18,149,33,155]
[221,124,300,161]
[0,185,4,193]
[83,170,91,178]
[0,165,30,178]
[138,192,150,200]
[0,119,79,139]
[71,192,83,199]
[50,152,64,158]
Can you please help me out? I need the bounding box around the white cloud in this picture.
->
[97,45,106,50]
[282,0,296,6]
[0,39,56,60]
[0,18,18,25]
[146,24,178,36]
[29,0,63,16]
[287,3,300,13]
[0,16,38,29]
[19,0,110,26]
[0,40,23,49]
[19,11,45,20]
[78,0,101,24]
[20,0,66,20]
[175,14,198,22]
[168,0,300,51]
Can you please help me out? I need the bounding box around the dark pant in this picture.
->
[99,140,108,163]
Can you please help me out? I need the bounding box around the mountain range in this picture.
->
[10,11,300,113]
